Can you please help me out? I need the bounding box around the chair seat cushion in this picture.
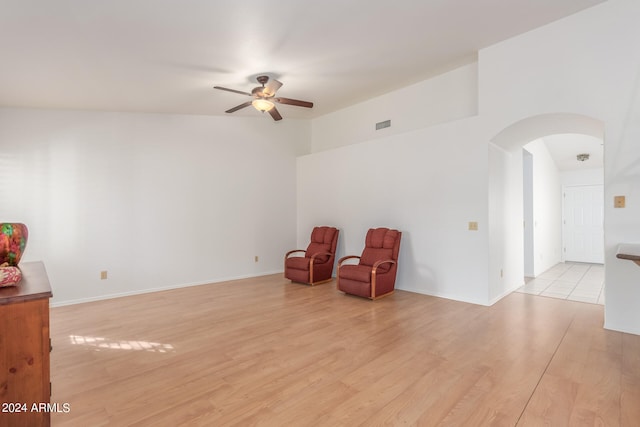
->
[285,256,310,271]
[339,264,372,283]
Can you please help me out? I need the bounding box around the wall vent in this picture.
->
[375,120,391,130]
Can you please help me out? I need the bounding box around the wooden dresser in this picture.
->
[0,261,52,427]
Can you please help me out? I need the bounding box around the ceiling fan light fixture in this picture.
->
[252,98,274,112]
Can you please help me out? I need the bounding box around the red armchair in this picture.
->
[337,227,402,299]
[284,226,339,285]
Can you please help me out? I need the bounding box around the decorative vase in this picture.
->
[0,223,28,266]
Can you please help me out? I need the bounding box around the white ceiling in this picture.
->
[0,0,606,120]
[543,134,604,172]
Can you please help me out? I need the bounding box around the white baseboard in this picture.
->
[396,284,487,306]
[488,282,525,306]
[50,270,284,308]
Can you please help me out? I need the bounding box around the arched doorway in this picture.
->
[487,113,604,304]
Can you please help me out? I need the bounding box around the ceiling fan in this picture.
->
[214,75,313,121]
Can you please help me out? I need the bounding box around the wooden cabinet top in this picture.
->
[0,261,52,305]
[617,243,640,261]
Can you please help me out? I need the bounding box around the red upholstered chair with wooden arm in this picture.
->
[337,227,402,299]
[284,226,339,285]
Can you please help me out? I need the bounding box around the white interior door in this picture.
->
[563,185,604,263]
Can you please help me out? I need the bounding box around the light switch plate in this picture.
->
[468,221,478,231]
[614,195,626,208]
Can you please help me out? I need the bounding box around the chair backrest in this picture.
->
[359,228,401,272]
[305,226,339,262]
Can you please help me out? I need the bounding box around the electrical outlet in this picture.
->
[254,256,259,263]
[100,271,108,280]
[614,195,626,208]
[468,221,478,231]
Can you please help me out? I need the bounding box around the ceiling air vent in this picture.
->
[375,120,391,130]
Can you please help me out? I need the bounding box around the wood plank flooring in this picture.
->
[48,274,640,426]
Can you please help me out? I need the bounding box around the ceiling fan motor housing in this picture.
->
[252,87,267,98]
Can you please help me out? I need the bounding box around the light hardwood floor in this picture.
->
[49,274,640,426]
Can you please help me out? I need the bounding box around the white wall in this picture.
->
[298,116,491,305]
[0,108,310,305]
[301,62,488,305]
[488,143,524,303]
[311,63,478,153]
[524,139,562,276]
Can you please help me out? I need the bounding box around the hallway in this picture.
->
[516,262,604,305]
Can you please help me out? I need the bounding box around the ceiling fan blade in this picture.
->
[268,106,283,121]
[225,101,253,113]
[263,79,283,97]
[214,86,252,97]
[274,97,313,108]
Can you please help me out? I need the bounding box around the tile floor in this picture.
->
[516,262,604,305]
